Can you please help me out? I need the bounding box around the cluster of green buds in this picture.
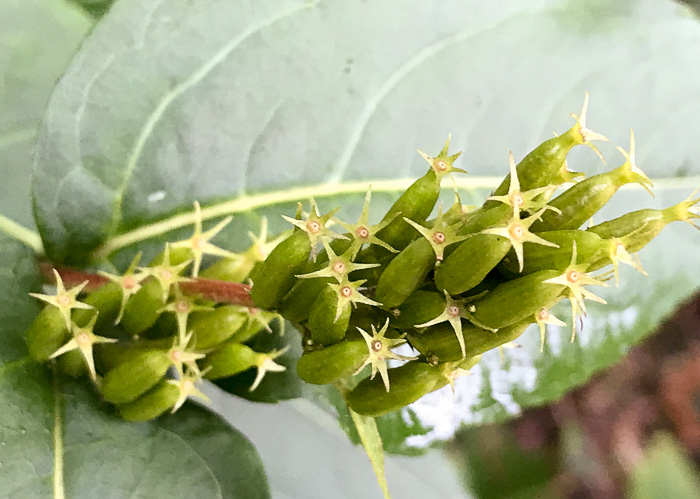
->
[25,204,287,421]
[25,95,699,421]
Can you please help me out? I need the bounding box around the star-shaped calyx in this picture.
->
[246,217,291,264]
[615,130,654,197]
[30,269,93,330]
[249,346,290,391]
[442,365,472,398]
[415,291,496,359]
[334,188,398,257]
[328,278,382,321]
[605,237,647,286]
[296,241,380,282]
[355,319,417,392]
[534,307,566,352]
[441,189,476,226]
[661,186,700,231]
[567,92,609,163]
[482,208,559,272]
[282,198,347,260]
[140,244,192,302]
[49,313,117,381]
[542,242,608,341]
[171,201,238,277]
[498,342,521,364]
[417,134,466,182]
[97,252,149,324]
[168,367,210,413]
[160,285,213,342]
[486,151,560,219]
[404,205,470,261]
[168,331,206,376]
[248,306,282,333]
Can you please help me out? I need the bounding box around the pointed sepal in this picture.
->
[417,134,466,181]
[171,201,238,277]
[355,319,417,392]
[29,269,93,330]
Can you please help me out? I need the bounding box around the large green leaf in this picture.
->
[0,0,92,228]
[0,235,270,497]
[31,0,700,451]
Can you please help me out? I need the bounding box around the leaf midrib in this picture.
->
[93,174,700,259]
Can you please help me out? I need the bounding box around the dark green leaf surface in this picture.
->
[0,235,270,498]
[29,0,700,451]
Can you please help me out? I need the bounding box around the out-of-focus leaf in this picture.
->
[628,433,700,499]
[0,0,91,227]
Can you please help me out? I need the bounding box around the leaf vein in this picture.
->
[109,0,315,236]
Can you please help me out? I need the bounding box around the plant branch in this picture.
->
[0,213,43,254]
[39,262,255,308]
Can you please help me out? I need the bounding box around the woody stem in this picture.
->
[38,261,255,308]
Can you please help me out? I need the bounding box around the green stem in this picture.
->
[52,368,65,499]
[0,213,43,254]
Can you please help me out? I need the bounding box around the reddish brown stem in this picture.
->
[39,261,255,308]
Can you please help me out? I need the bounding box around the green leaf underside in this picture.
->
[0,0,91,229]
[0,235,270,497]
[20,0,700,452]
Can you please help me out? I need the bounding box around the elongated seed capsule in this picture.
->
[72,282,123,330]
[456,204,511,235]
[187,306,248,351]
[100,350,172,404]
[120,278,164,336]
[435,234,511,295]
[485,94,607,208]
[374,170,440,251]
[279,278,331,324]
[25,306,70,362]
[200,343,258,380]
[249,230,311,310]
[409,320,531,363]
[391,290,446,329]
[296,340,368,384]
[56,349,88,378]
[200,257,250,283]
[308,285,351,345]
[347,356,481,417]
[375,237,436,308]
[468,270,565,330]
[530,137,652,232]
[118,381,180,421]
[498,230,607,277]
[279,239,358,324]
[374,137,464,252]
[94,338,172,373]
[587,191,699,252]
